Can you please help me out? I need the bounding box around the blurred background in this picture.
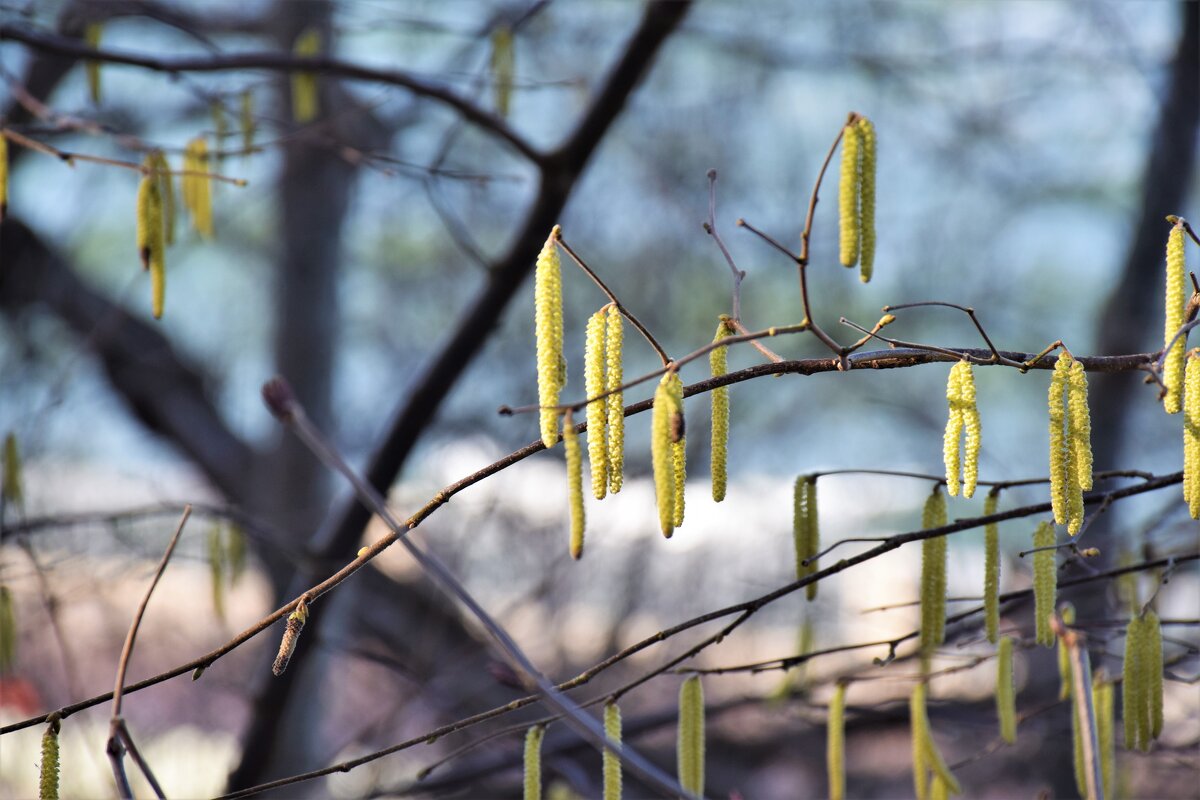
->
[1,0,1197,797]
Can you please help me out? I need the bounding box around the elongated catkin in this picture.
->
[670,370,686,529]
[839,118,863,268]
[651,373,679,537]
[241,90,256,154]
[1094,678,1115,798]
[534,227,564,448]
[677,676,705,797]
[563,412,584,560]
[996,635,1016,744]
[523,725,544,800]
[1,134,10,220]
[710,316,733,502]
[604,306,625,493]
[584,310,609,499]
[943,363,965,497]
[1048,352,1070,525]
[1057,602,1076,700]
[1163,223,1187,413]
[828,682,847,800]
[84,23,103,104]
[182,138,214,239]
[1184,351,1199,518]
[1145,610,1163,740]
[603,703,622,800]
[1032,521,1056,647]
[0,585,15,672]
[919,487,948,660]
[149,151,175,246]
[40,719,60,800]
[272,600,308,677]
[1122,614,1149,751]
[292,28,321,123]
[983,489,1001,644]
[3,431,22,507]
[136,164,166,319]
[856,117,877,283]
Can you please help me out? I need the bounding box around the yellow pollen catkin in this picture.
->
[943,361,979,497]
[668,372,686,529]
[983,489,1001,644]
[604,306,625,493]
[838,117,863,268]
[0,585,15,672]
[1145,610,1163,741]
[39,719,59,800]
[563,412,584,560]
[911,683,962,798]
[602,703,622,800]
[1184,351,1200,518]
[1048,352,1070,525]
[491,25,515,118]
[1032,521,1056,647]
[919,486,948,660]
[523,725,544,800]
[710,316,734,502]
[1094,678,1115,798]
[1163,223,1188,414]
[1067,360,1093,496]
[534,226,564,448]
[584,310,609,499]
[856,117,877,283]
[677,676,705,797]
[1057,602,1076,701]
[3,431,22,507]
[84,23,103,104]
[182,137,214,239]
[241,89,256,155]
[793,476,821,599]
[292,28,321,123]
[827,682,847,800]
[272,600,308,677]
[651,372,678,537]
[136,164,166,319]
[996,635,1016,744]
[149,151,175,247]
[1122,614,1146,751]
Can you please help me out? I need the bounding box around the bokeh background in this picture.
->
[1,1,1197,797]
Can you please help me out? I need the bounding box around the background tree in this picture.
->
[0,1,1197,798]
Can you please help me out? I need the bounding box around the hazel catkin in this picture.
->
[1163,222,1188,414]
[827,682,847,800]
[604,305,625,493]
[996,635,1017,744]
[136,162,166,319]
[1032,521,1057,647]
[919,486,948,660]
[39,718,60,800]
[983,489,1001,644]
[563,411,585,560]
[272,600,308,677]
[677,676,705,797]
[292,28,321,123]
[710,316,734,502]
[584,310,609,499]
[651,372,680,537]
[523,725,544,800]
[839,117,863,269]
[603,703,622,800]
[534,226,565,448]
[856,117,877,283]
[1183,350,1199,518]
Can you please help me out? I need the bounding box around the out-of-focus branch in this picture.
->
[0,217,259,502]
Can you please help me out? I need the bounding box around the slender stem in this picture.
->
[730,318,785,363]
[1053,616,1104,800]
[554,233,671,366]
[704,168,746,321]
[883,301,1019,366]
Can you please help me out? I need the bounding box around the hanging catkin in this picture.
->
[651,372,678,537]
[584,310,609,499]
[856,117,877,283]
[710,316,734,502]
[1184,351,1199,518]
[84,23,103,104]
[677,676,705,797]
[523,725,544,800]
[839,117,863,268]
[1121,609,1163,753]
[983,489,1001,644]
[1032,521,1056,647]
[604,306,625,493]
[1057,602,1076,701]
[1093,678,1115,798]
[943,360,980,498]
[534,226,564,448]
[0,585,15,672]
[996,635,1017,744]
[148,151,175,246]
[1163,221,1188,414]
[790,476,820,600]
[39,718,60,800]
[241,89,256,154]
[919,486,948,660]
[1145,610,1164,741]
[603,703,622,800]
[1067,359,1093,501]
[563,411,584,560]
[136,162,166,319]
[292,28,321,123]
[3,431,22,508]
[827,682,847,800]
[1049,351,1090,534]
[272,600,308,676]
[910,683,962,799]
[1,134,9,221]
[670,371,686,530]
[182,137,214,239]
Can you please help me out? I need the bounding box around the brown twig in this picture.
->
[882,301,1024,368]
[703,168,746,321]
[1052,614,1104,799]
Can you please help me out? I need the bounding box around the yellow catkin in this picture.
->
[1094,679,1115,798]
[491,25,515,118]
[1032,521,1056,647]
[563,412,584,560]
[943,362,965,498]
[651,373,678,537]
[1163,223,1187,414]
[805,478,820,599]
[1072,710,1086,800]
[1122,614,1146,750]
[84,23,103,104]
[149,151,175,247]
[604,306,625,493]
[983,489,1000,644]
[534,227,564,448]
[856,117,877,283]
[668,372,686,529]
[1057,602,1076,701]
[584,310,609,499]
[136,167,166,319]
[1184,351,1200,518]
[39,719,59,800]
[272,600,308,677]
[793,476,820,599]
[183,138,214,239]
[1048,352,1071,526]
[292,28,321,123]
[930,777,949,800]
[960,363,980,499]
[524,725,544,800]
[0,585,15,671]
[1145,610,1163,741]
[1067,359,1093,498]
[602,703,622,800]
[677,676,705,797]
[838,118,863,268]
[827,682,847,800]
[1,134,8,220]
[996,635,1016,744]
[919,487,948,660]
[710,316,733,502]
[3,431,22,507]
[911,684,930,800]
[241,89,256,154]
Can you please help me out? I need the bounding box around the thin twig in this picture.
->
[703,168,746,321]
[883,301,1023,367]
[1052,614,1104,799]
